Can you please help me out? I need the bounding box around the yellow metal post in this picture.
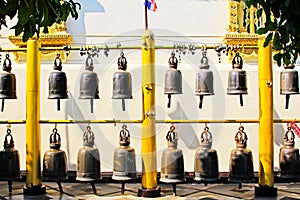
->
[255,37,277,197]
[138,30,160,197]
[23,39,46,195]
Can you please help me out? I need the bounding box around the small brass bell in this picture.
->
[0,125,20,194]
[194,126,219,183]
[164,52,182,108]
[112,52,132,111]
[0,54,17,112]
[280,64,299,109]
[160,125,185,195]
[42,127,68,193]
[48,54,68,111]
[79,55,100,113]
[227,53,247,106]
[278,124,300,179]
[229,125,254,185]
[195,50,214,109]
[112,124,137,194]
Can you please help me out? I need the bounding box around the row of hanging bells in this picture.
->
[0,51,297,112]
[48,52,133,112]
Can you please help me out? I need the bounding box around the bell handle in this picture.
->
[85,55,94,71]
[200,126,212,143]
[50,128,61,144]
[3,54,12,72]
[83,126,95,144]
[120,125,130,142]
[166,125,178,142]
[54,54,62,71]
[234,126,248,144]
[168,52,178,69]
[4,128,14,149]
[284,125,295,142]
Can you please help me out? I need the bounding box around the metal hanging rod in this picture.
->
[0,45,258,53]
[0,119,298,124]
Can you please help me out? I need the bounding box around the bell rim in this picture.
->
[79,96,100,99]
[195,92,215,96]
[159,177,185,183]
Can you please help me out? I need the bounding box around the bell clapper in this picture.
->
[285,94,290,109]
[8,180,12,194]
[1,99,4,112]
[90,99,94,113]
[57,99,60,111]
[121,182,125,194]
[199,95,204,109]
[122,99,125,111]
[239,94,243,107]
[238,182,242,189]
[57,181,63,193]
[167,94,171,108]
[91,181,97,194]
[172,183,177,196]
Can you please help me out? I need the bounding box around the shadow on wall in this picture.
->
[65,92,114,170]
[274,109,285,146]
[66,0,105,45]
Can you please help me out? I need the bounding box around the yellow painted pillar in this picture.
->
[23,39,46,195]
[138,30,160,197]
[254,37,277,197]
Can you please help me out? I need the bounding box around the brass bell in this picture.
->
[48,54,68,111]
[164,52,182,108]
[278,124,300,179]
[77,126,101,182]
[79,55,100,113]
[194,126,219,182]
[42,127,68,192]
[112,124,137,194]
[0,125,20,194]
[195,50,214,109]
[280,64,299,109]
[227,53,247,106]
[112,52,132,111]
[229,125,254,184]
[160,125,185,183]
[0,54,17,112]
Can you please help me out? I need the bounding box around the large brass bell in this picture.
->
[227,53,247,106]
[160,125,185,195]
[280,64,299,109]
[77,126,100,194]
[48,54,68,111]
[278,124,300,179]
[0,54,17,112]
[229,125,254,185]
[195,50,214,109]
[194,126,219,183]
[164,52,182,108]
[79,55,100,113]
[112,52,132,111]
[77,126,101,181]
[0,125,20,194]
[112,124,137,194]
[42,127,68,193]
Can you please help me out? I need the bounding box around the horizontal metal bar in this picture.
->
[0,119,298,124]
[0,45,258,52]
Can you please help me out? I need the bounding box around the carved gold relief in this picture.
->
[8,22,72,62]
[224,0,259,60]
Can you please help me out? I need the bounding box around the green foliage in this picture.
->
[0,0,80,42]
[241,0,300,66]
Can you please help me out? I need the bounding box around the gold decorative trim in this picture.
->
[8,22,72,62]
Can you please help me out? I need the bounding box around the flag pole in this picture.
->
[145,5,148,30]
